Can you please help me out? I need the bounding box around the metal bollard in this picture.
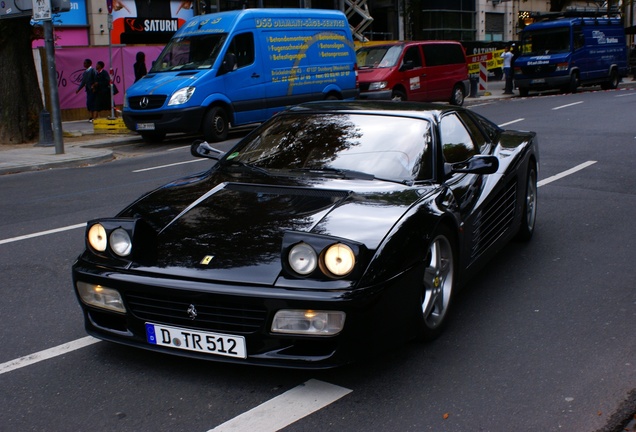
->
[36,109,54,147]
[469,75,479,98]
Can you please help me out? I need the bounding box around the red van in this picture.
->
[356,41,470,105]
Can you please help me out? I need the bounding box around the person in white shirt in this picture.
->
[501,45,514,95]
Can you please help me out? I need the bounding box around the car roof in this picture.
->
[287,100,460,122]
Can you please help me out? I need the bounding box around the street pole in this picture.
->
[108,12,115,119]
[43,18,65,154]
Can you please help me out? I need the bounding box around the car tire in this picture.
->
[515,163,538,241]
[140,131,166,143]
[391,89,406,101]
[601,69,619,90]
[449,84,465,106]
[417,227,456,341]
[203,106,229,142]
[564,73,579,93]
[519,87,529,97]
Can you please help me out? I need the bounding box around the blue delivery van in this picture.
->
[514,17,628,97]
[123,8,359,142]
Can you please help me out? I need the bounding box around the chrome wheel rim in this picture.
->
[526,169,537,230]
[453,87,464,105]
[422,235,454,329]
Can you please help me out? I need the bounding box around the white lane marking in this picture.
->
[133,158,206,173]
[498,118,524,127]
[552,101,584,110]
[208,379,352,432]
[168,145,190,152]
[616,92,636,98]
[538,161,597,187]
[0,336,100,375]
[468,102,494,108]
[0,223,86,245]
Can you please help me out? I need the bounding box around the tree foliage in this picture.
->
[0,17,43,144]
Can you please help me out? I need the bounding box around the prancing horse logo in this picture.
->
[187,304,198,320]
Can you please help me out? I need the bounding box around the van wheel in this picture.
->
[564,73,579,93]
[203,106,229,142]
[140,132,166,143]
[391,89,406,101]
[601,69,619,90]
[325,93,340,100]
[519,87,529,97]
[449,84,465,106]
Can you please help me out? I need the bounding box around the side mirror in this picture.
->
[191,140,224,160]
[399,61,414,72]
[446,155,499,176]
[221,52,237,73]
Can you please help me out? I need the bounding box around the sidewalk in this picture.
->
[0,77,622,176]
[0,119,142,175]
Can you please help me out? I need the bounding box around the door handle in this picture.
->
[251,73,260,78]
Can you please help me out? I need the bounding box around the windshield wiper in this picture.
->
[223,160,271,176]
[290,168,414,185]
[291,167,375,180]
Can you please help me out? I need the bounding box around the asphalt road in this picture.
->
[1,87,635,432]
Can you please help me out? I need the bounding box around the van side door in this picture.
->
[399,45,427,101]
[220,32,267,125]
[572,25,591,80]
[422,43,463,102]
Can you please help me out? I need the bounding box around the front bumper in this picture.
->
[357,89,393,100]
[122,105,207,135]
[72,260,421,369]
[515,75,570,91]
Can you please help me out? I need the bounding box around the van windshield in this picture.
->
[150,34,228,72]
[520,27,571,56]
[356,45,403,69]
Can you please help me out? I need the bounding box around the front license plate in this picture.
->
[145,322,246,359]
[531,78,545,84]
[136,123,155,131]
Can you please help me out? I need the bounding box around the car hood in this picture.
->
[127,71,205,96]
[357,67,394,83]
[120,171,429,284]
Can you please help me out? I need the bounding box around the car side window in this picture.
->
[402,46,422,68]
[229,32,255,69]
[457,111,488,153]
[440,114,478,163]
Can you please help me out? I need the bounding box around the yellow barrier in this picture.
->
[468,49,505,74]
[93,118,130,135]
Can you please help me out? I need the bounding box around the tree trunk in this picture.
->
[0,17,43,145]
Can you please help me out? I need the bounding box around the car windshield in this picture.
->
[150,34,227,72]
[225,112,433,182]
[356,45,403,69]
[520,27,571,55]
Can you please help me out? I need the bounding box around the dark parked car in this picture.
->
[72,101,539,369]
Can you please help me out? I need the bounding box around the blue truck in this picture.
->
[514,17,628,97]
[123,8,359,142]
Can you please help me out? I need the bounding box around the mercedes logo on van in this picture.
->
[139,97,150,108]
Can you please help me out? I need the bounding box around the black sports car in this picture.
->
[72,101,538,369]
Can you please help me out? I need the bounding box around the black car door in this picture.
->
[439,112,513,270]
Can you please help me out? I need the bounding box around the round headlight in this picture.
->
[87,223,107,252]
[323,243,355,277]
[288,242,317,275]
[109,228,132,257]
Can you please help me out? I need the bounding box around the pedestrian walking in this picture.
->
[93,61,111,117]
[75,59,97,122]
[133,51,147,82]
[501,45,514,95]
